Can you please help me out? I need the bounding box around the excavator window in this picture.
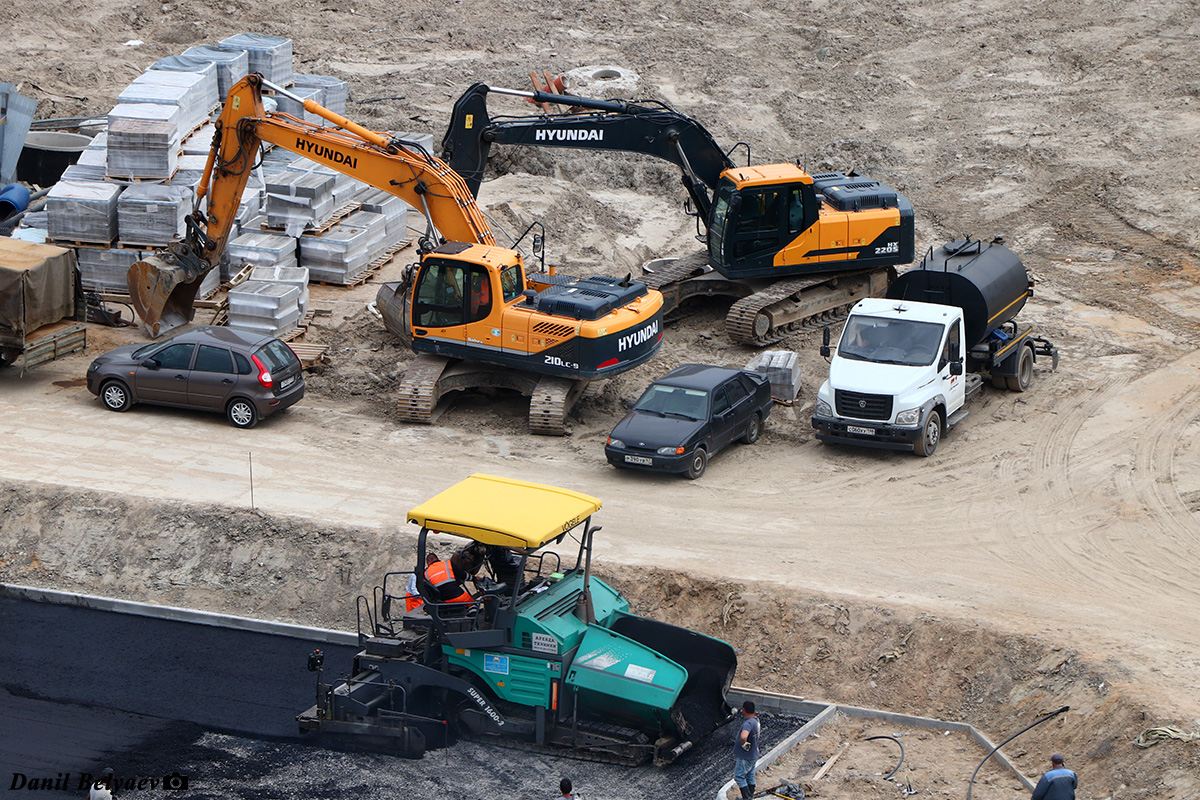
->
[500,264,524,303]
[787,188,805,234]
[467,266,493,322]
[414,260,467,328]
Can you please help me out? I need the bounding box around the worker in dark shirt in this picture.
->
[1031,753,1077,800]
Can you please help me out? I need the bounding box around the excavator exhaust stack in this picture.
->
[127,246,208,338]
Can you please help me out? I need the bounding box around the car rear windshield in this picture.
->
[254,339,298,372]
[634,384,709,421]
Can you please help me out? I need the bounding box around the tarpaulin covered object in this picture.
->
[0,238,77,347]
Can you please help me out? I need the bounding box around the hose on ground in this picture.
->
[966,705,1069,800]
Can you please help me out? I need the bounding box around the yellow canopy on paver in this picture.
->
[406,473,602,549]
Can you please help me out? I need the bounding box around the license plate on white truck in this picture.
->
[847,425,876,436]
[624,455,653,465]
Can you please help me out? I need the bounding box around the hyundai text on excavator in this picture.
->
[126,74,664,433]
[441,82,915,345]
[296,473,737,765]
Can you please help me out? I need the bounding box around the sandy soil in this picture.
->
[4,0,1200,796]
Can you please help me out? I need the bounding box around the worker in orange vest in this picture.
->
[405,552,439,612]
[425,546,483,604]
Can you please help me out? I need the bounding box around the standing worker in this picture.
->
[732,700,760,800]
[1032,753,1076,800]
[553,777,576,798]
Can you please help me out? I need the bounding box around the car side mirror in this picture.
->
[820,325,831,358]
[950,361,964,376]
[141,358,160,369]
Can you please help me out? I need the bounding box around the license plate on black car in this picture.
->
[280,376,295,389]
[625,455,653,465]
[847,425,875,435]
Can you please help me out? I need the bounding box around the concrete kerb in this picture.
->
[718,687,1035,800]
[0,582,359,646]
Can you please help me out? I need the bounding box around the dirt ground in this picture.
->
[4,0,1200,797]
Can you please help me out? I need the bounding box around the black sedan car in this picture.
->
[87,326,305,428]
[605,364,773,479]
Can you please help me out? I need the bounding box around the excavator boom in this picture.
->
[129,74,495,336]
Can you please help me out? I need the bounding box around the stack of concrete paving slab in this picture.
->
[87,131,108,150]
[129,69,218,129]
[226,230,298,275]
[292,74,348,116]
[226,281,302,336]
[249,265,309,316]
[298,210,388,284]
[356,187,409,243]
[106,104,181,179]
[64,149,109,182]
[746,350,801,402]
[172,46,249,97]
[117,184,191,246]
[143,62,219,109]
[46,181,122,244]
[218,34,293,86]
[392,131,436,158]
[286,157,356,209]
[265,171,336,234]
[75,247,143,292]
[273,86,322,125]
[197,264,223,299]
[182,123,216,155]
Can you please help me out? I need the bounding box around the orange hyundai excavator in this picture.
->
[128,74,664,433]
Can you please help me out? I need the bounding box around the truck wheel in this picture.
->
[1007,346,1034,392]
[100,380,132,412]
[914,409,941,457]
[227,398,259,429]
[684,448,708,479]
[742,413,763,444]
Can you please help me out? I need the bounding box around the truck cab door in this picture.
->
[939,319,966,413]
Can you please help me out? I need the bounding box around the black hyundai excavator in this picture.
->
[441,82,915,345]
[126,74,664,434]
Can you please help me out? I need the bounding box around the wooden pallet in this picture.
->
[308,241,409,287]
[286,342,330,370]
[222,263,253,290]
[49,238,117,250]
[261,201,361,237]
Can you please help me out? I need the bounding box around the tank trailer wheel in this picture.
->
[1007,346,1034,392]
[684,447,708,479]
[914,409,941,457]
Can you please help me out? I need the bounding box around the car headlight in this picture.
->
[657,445,685,455]
[894,407,921,426]
[815,398,832,417]
[607,437,625,449]
[88,362,100,372]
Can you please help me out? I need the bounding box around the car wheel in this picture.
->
[100,380,132,412]
[913,409,941,458]
[227,398,259,429]
[1006,346,1034,393]
[742,412,763,444]
[684,448,708,480]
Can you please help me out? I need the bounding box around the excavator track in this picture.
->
[724,268,891,346]
[640,252,713,294]
[528,375,589,436]
[396,354,453,423]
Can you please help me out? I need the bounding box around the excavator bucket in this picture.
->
[127,252,205,338]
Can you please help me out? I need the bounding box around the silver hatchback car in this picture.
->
[86,326,305,428]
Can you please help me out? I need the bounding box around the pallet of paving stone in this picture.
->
[261,200,360,237]
[264,171,337,232]
[137,64,220,112]
[117,184,191,247]
[46,181,122,245]
[106,110,181,180]
[291,74,348,116]
[217,34,293,86]
[118,78,210,135]
[172,46,249,97]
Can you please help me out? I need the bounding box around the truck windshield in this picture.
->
[838,315,946,367]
